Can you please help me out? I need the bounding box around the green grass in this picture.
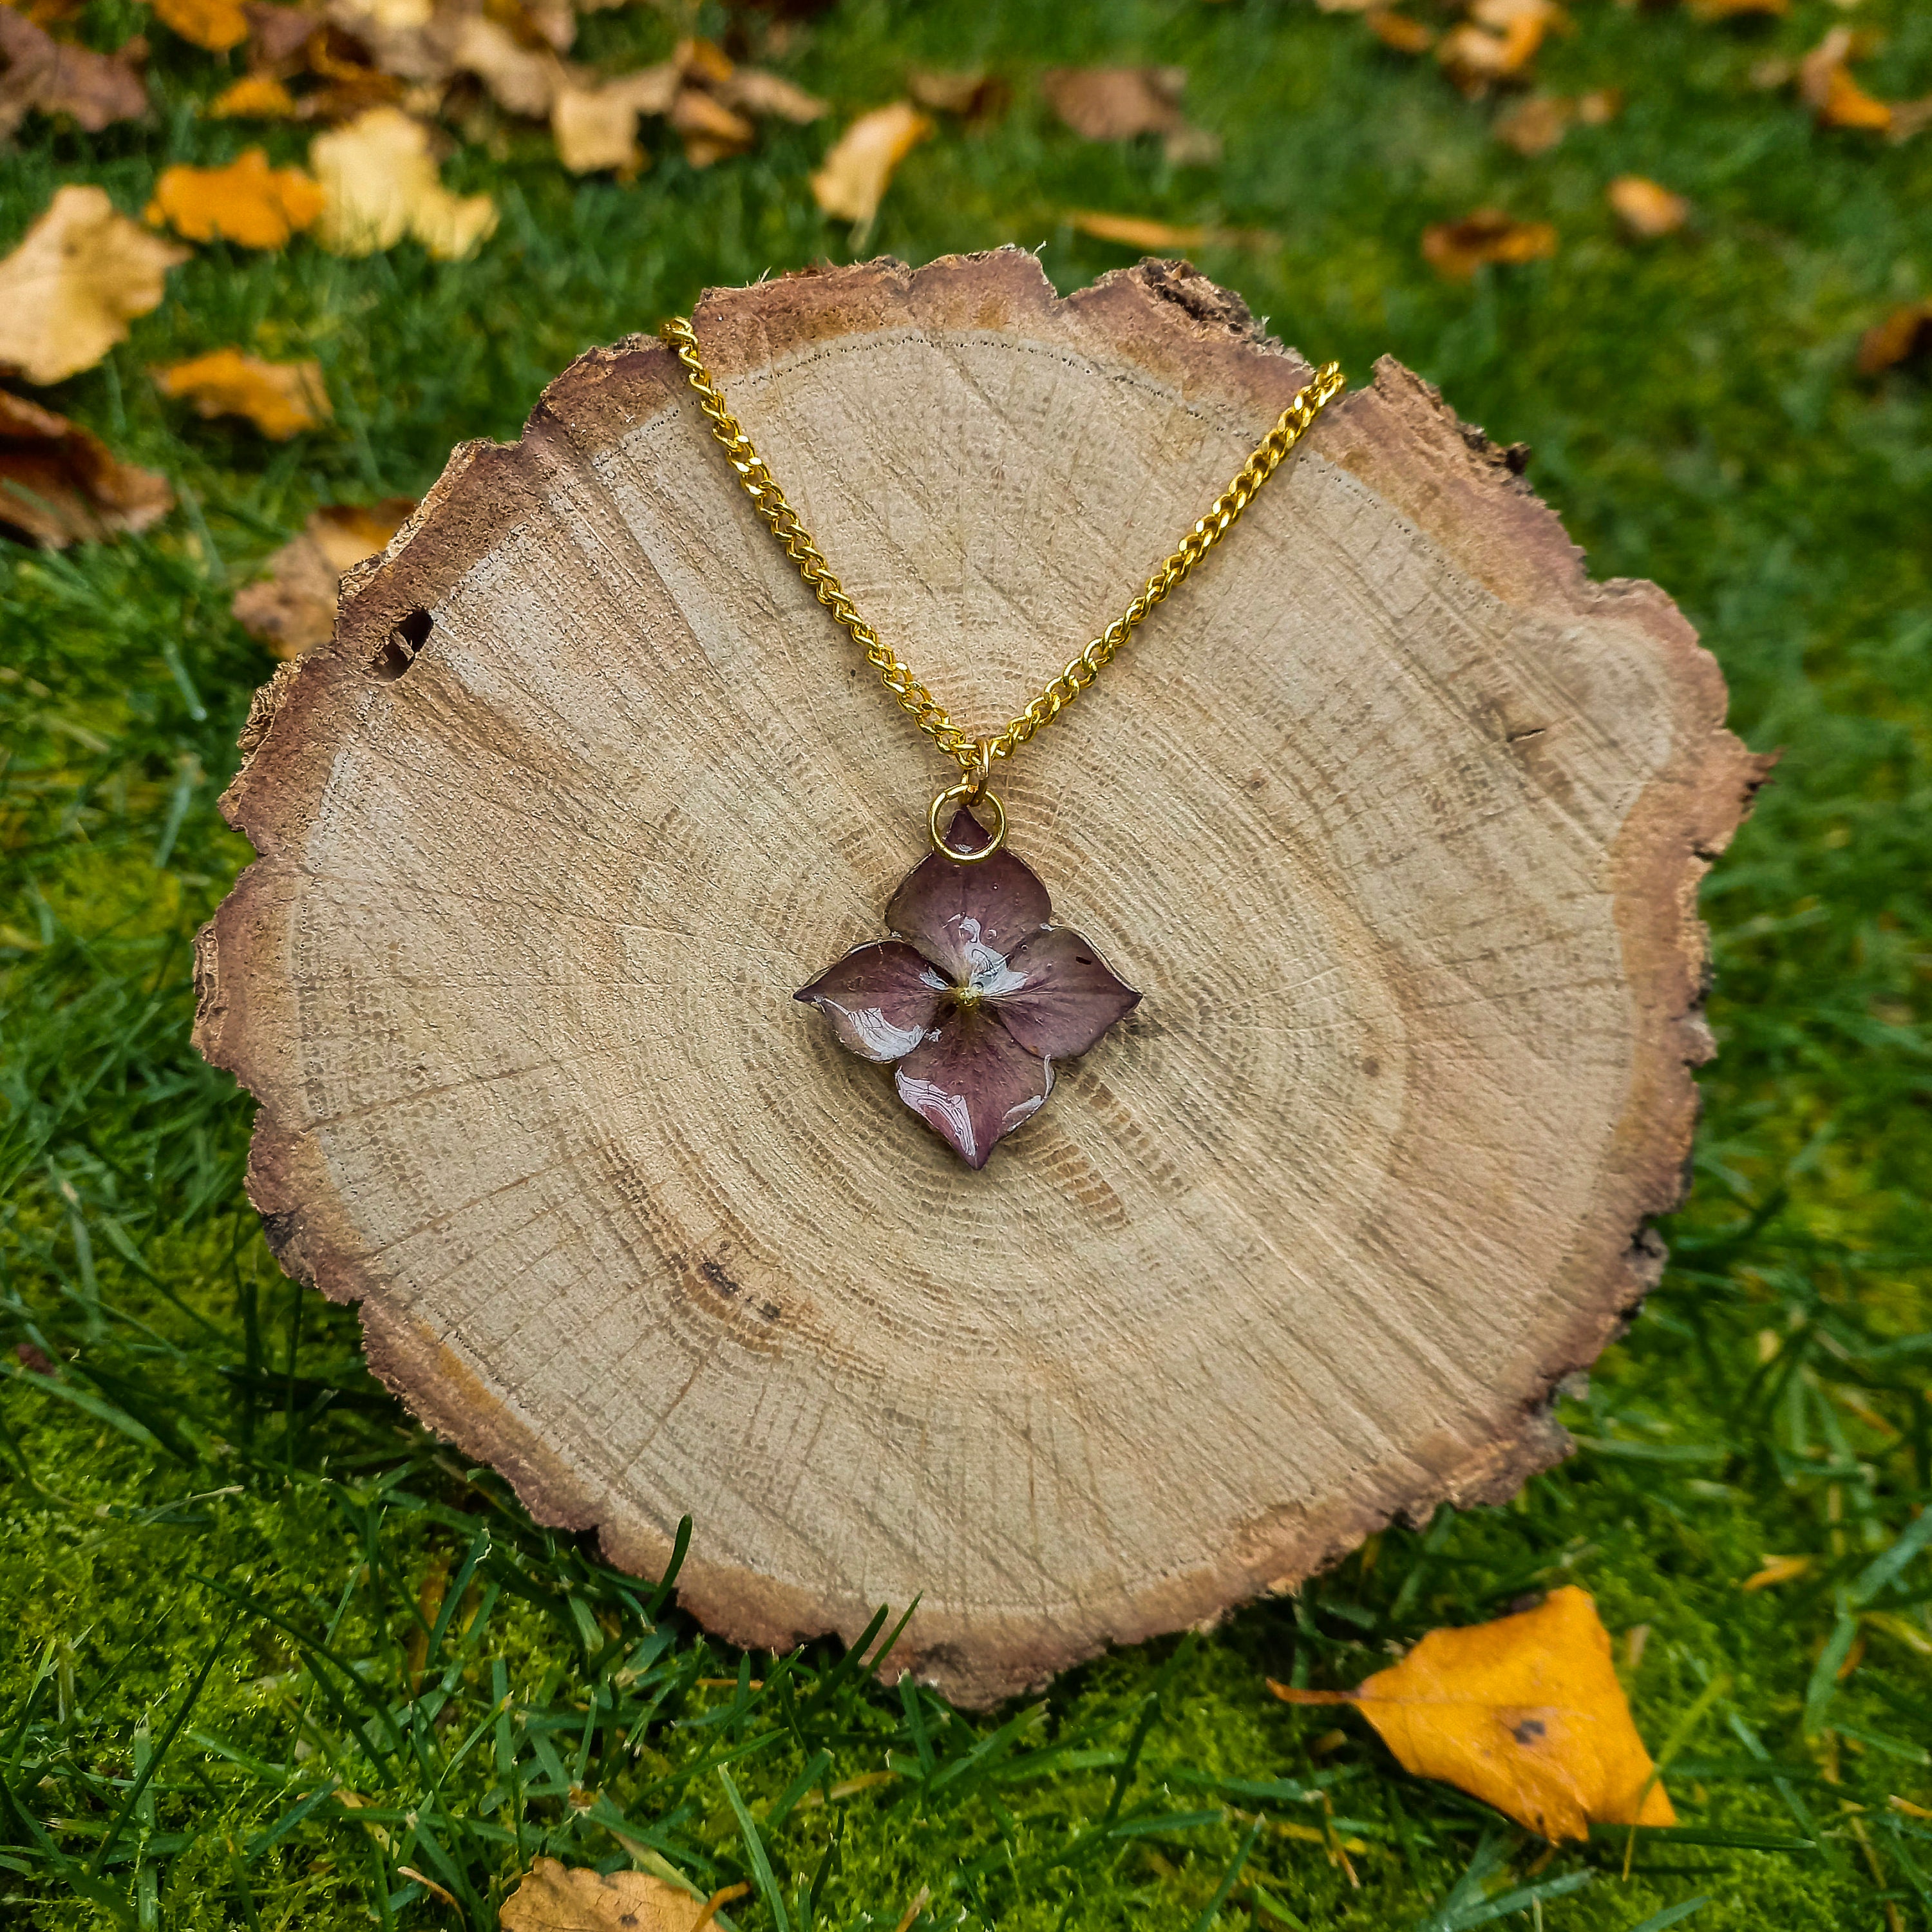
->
[3,0,1930,1925]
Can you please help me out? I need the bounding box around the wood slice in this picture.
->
[194,251,1769,1706]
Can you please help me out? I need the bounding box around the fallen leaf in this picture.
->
[1577,87,1620,124]
[0,185,189,386]
[1855,301,1932,376]
[1366,9,1434,52]
[1070,210,1276,252]
[1607,175,1689,236]
[245,0,323,66]
[1494,93,1569,152]
[500,1860,743,1932]
[1269,1587,1676,1843]
[153,347,330,437]
[151,0,250,51]
[0,386,172,547]
[310,105,497,258]
[233,500,415,654]
[0,7,147,137]
[1421,207,1557,279]
[445,13,565,117]
[146,149,325,248]
[810,100,931,234]
[1688,0,1786,15]
[1741,1553,1814,1589]
[670,82,753,166]
[712,64,826,124]
[1038,65,1220,166]
[1799,27,1892,131]
[1438,0,1563,94]
[208,71,298,117]
[908,67,1007,121]
[549,62,676,174]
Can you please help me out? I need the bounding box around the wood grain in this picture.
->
[194,251,1770,1705]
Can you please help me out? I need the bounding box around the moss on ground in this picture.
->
[2,0,1929,1926]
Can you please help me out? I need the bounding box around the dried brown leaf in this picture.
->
[245,0,323,65]
[310,105,497,256]
[1607,173,1689,236]
[549,61,674,173]
[499,1861,737,1932]
[445,13,565,116]
[154,347,329,437]
[810,99,931,232]
[208,71,298,116]
[1070,210,1276,252]
[1037,65,1218,163]
[146,149,325,247]
[907,68,1007,122]
[1688,0,1786,16]
[0,7,146,137]
[1494,93,1569,151]
[712,64,825,123]
[231,495,413,654]
[151,0,251,50]
[0,184,189,386]
[0,386,171,547]
[670,82,753,166]
[1365,10,1435,52]
[1422,206,1557,279]
[1856,301,1932,377]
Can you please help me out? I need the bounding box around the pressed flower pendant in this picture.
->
[796,806,1142,1168]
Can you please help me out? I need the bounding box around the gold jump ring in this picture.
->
[928,782,1006,864]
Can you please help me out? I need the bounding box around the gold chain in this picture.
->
[659,315,1344,781]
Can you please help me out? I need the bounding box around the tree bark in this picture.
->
[195,251,1770,1706]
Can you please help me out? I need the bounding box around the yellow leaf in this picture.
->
[207,73,298,119]
[499,1859,744,1932]
[146,150,325,249]
[810,100,931,231]
[309,106,497,260]
[151,0,249,51]
[1069,211,1276,252]
[1800,28,1893,132]
[231,498,415,657]
[1365,10,1434,54]
[153,347,330,439]
[549,65,677,175]
[1268,1586,1676,1842]
[0,386,173,548]
[1607,175,1689,238]
[1420,207,1557,280]
[0,184,189,386]
[1741,1553,1814,1591]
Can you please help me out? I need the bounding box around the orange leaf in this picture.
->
[1268,1586,1676,1842]
[1800,28,1893,132]
[1366,10,1434,54]
[153,347,329,439]
[1607,175,1689,237]
[810,100,932,232]
[0,386,172,547]
[146,149,325,249]
[1421,207,1557,279]
[1070,211,1276,253]
[232,498,415,657]
[0,184,189,386]
[1856,301,1932,377]
[151,0,249,52]
[207,73,298,119]
[1438,0,1562,93]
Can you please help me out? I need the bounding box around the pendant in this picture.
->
[795,799,1142,1169]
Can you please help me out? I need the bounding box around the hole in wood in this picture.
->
[370,609,433,681]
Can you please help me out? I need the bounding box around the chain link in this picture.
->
[659,316,1345,777]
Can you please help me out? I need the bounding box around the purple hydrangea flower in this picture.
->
[795,809,1142,1168]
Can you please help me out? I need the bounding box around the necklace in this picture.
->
[661,316,1345,1168]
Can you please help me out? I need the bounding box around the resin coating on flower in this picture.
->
[795,808,1141,1167]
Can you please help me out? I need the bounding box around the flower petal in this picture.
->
[894,1009,1053,1168]
[795,940,947,1062]
[885,807,1051,981]
[991,926,1142,1060]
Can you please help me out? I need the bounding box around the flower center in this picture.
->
[952,982,985,1011]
